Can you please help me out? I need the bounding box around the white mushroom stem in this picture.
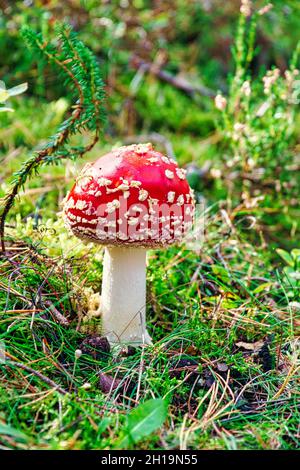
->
[101,246,152,345]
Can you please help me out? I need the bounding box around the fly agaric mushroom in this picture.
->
[63,143,195,345]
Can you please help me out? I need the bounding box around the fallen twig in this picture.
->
[43,300,70,327]
[131,55,216,98]
[3,357,68,395]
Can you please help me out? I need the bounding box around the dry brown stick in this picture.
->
[131,55,216,98]
[4,359,68,395]
[43,300,70,327]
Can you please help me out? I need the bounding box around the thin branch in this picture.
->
[4,359,68,395]
[130,55,216,98]
[43,300,70,327]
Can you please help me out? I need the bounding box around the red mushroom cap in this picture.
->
[63,143,195,247]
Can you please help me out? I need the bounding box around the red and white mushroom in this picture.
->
[63,143,195,345]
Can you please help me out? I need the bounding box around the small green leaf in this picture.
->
[253,282,273,294]
[97,417,110,436]
[118,398,168,448]
[211,264,230,283]
[276,249,294,267]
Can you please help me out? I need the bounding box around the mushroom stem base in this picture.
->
[101,246,152,345]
